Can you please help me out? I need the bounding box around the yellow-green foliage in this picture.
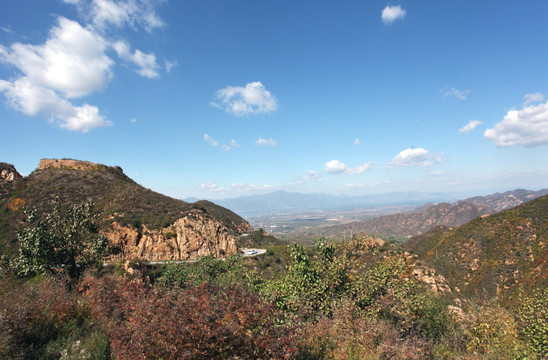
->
[517,287,548,357]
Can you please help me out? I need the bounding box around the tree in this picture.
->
[12,197,107,281]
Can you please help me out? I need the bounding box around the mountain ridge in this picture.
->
[0,159,251,261]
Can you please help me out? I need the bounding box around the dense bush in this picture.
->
[81,275,297,359]
[517,287,548,357]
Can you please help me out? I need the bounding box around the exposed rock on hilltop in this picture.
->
[0,159,252,261]
[0,162,22,182]
[38,158,110,172]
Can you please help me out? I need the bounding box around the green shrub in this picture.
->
[517,287,548,357]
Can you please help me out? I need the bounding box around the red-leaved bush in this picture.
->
[80,275,297,359]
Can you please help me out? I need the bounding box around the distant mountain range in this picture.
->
[290,188,548,241]
[185,190,458,218]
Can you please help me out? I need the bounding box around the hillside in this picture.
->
[405,195,548,303]
[296,201,494,241]
[0,159,251,261]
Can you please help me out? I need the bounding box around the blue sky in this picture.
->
[1,0,547,200]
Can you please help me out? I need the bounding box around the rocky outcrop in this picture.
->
[38,158,116,172]
[105,209,240,262]
[0,163,22,182]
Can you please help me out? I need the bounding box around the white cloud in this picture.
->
[198,181,222,191]
[484,100,548,147]
[214,81,278,116]
[1,26,13,34]
[66,0,165,33]
[325,160,373,175]
[198,181,273,194]
[459,120,482,133]
[430,170,444,177]
[229,139,240,148]
[444,87,470,100]
[381,5,406,25]
[523,92,544,106]
[0,17,113,98]
[354,138,361,145]
[204,134,239,151]
[130,117,137,123]
[113,40,160,78]
[0,17,113,132]
[204,133,219,147]
[386,147,440,168]
[295,170,322,181]
[255,137,278,147]
[325,160,348,175]
[349,162,374,175]
[164,59,177,72]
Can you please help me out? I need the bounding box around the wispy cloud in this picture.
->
[485,96,548,147]
[204,134,239,151]
[354,138,361,145]
[113,40,160,78]
[381,5,406,25]
[255,137,278,147]
[459,120,482,133]
[443,87,470,100]
[213,81,278,116]
[203,133,219,147]
[523,92,544,106]
[64,0,165,33]
[325,160,373,175]
[198,181,273,195]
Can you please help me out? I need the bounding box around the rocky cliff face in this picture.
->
[0,163,22,182]
[106,208,240,262]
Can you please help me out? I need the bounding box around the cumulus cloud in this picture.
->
[0,17,113,132]
[255,137,278,147]
[444,87,470,100]
[65,0,165,33]
[381,5,406,25]
[484,99,548,147]
[0,0,168,132]
[113,40,160,78]
[324,160,373,175]
[354,138,361,145]
[459,120,482,133]
[386,147,441,168]
[214,82,278,116]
